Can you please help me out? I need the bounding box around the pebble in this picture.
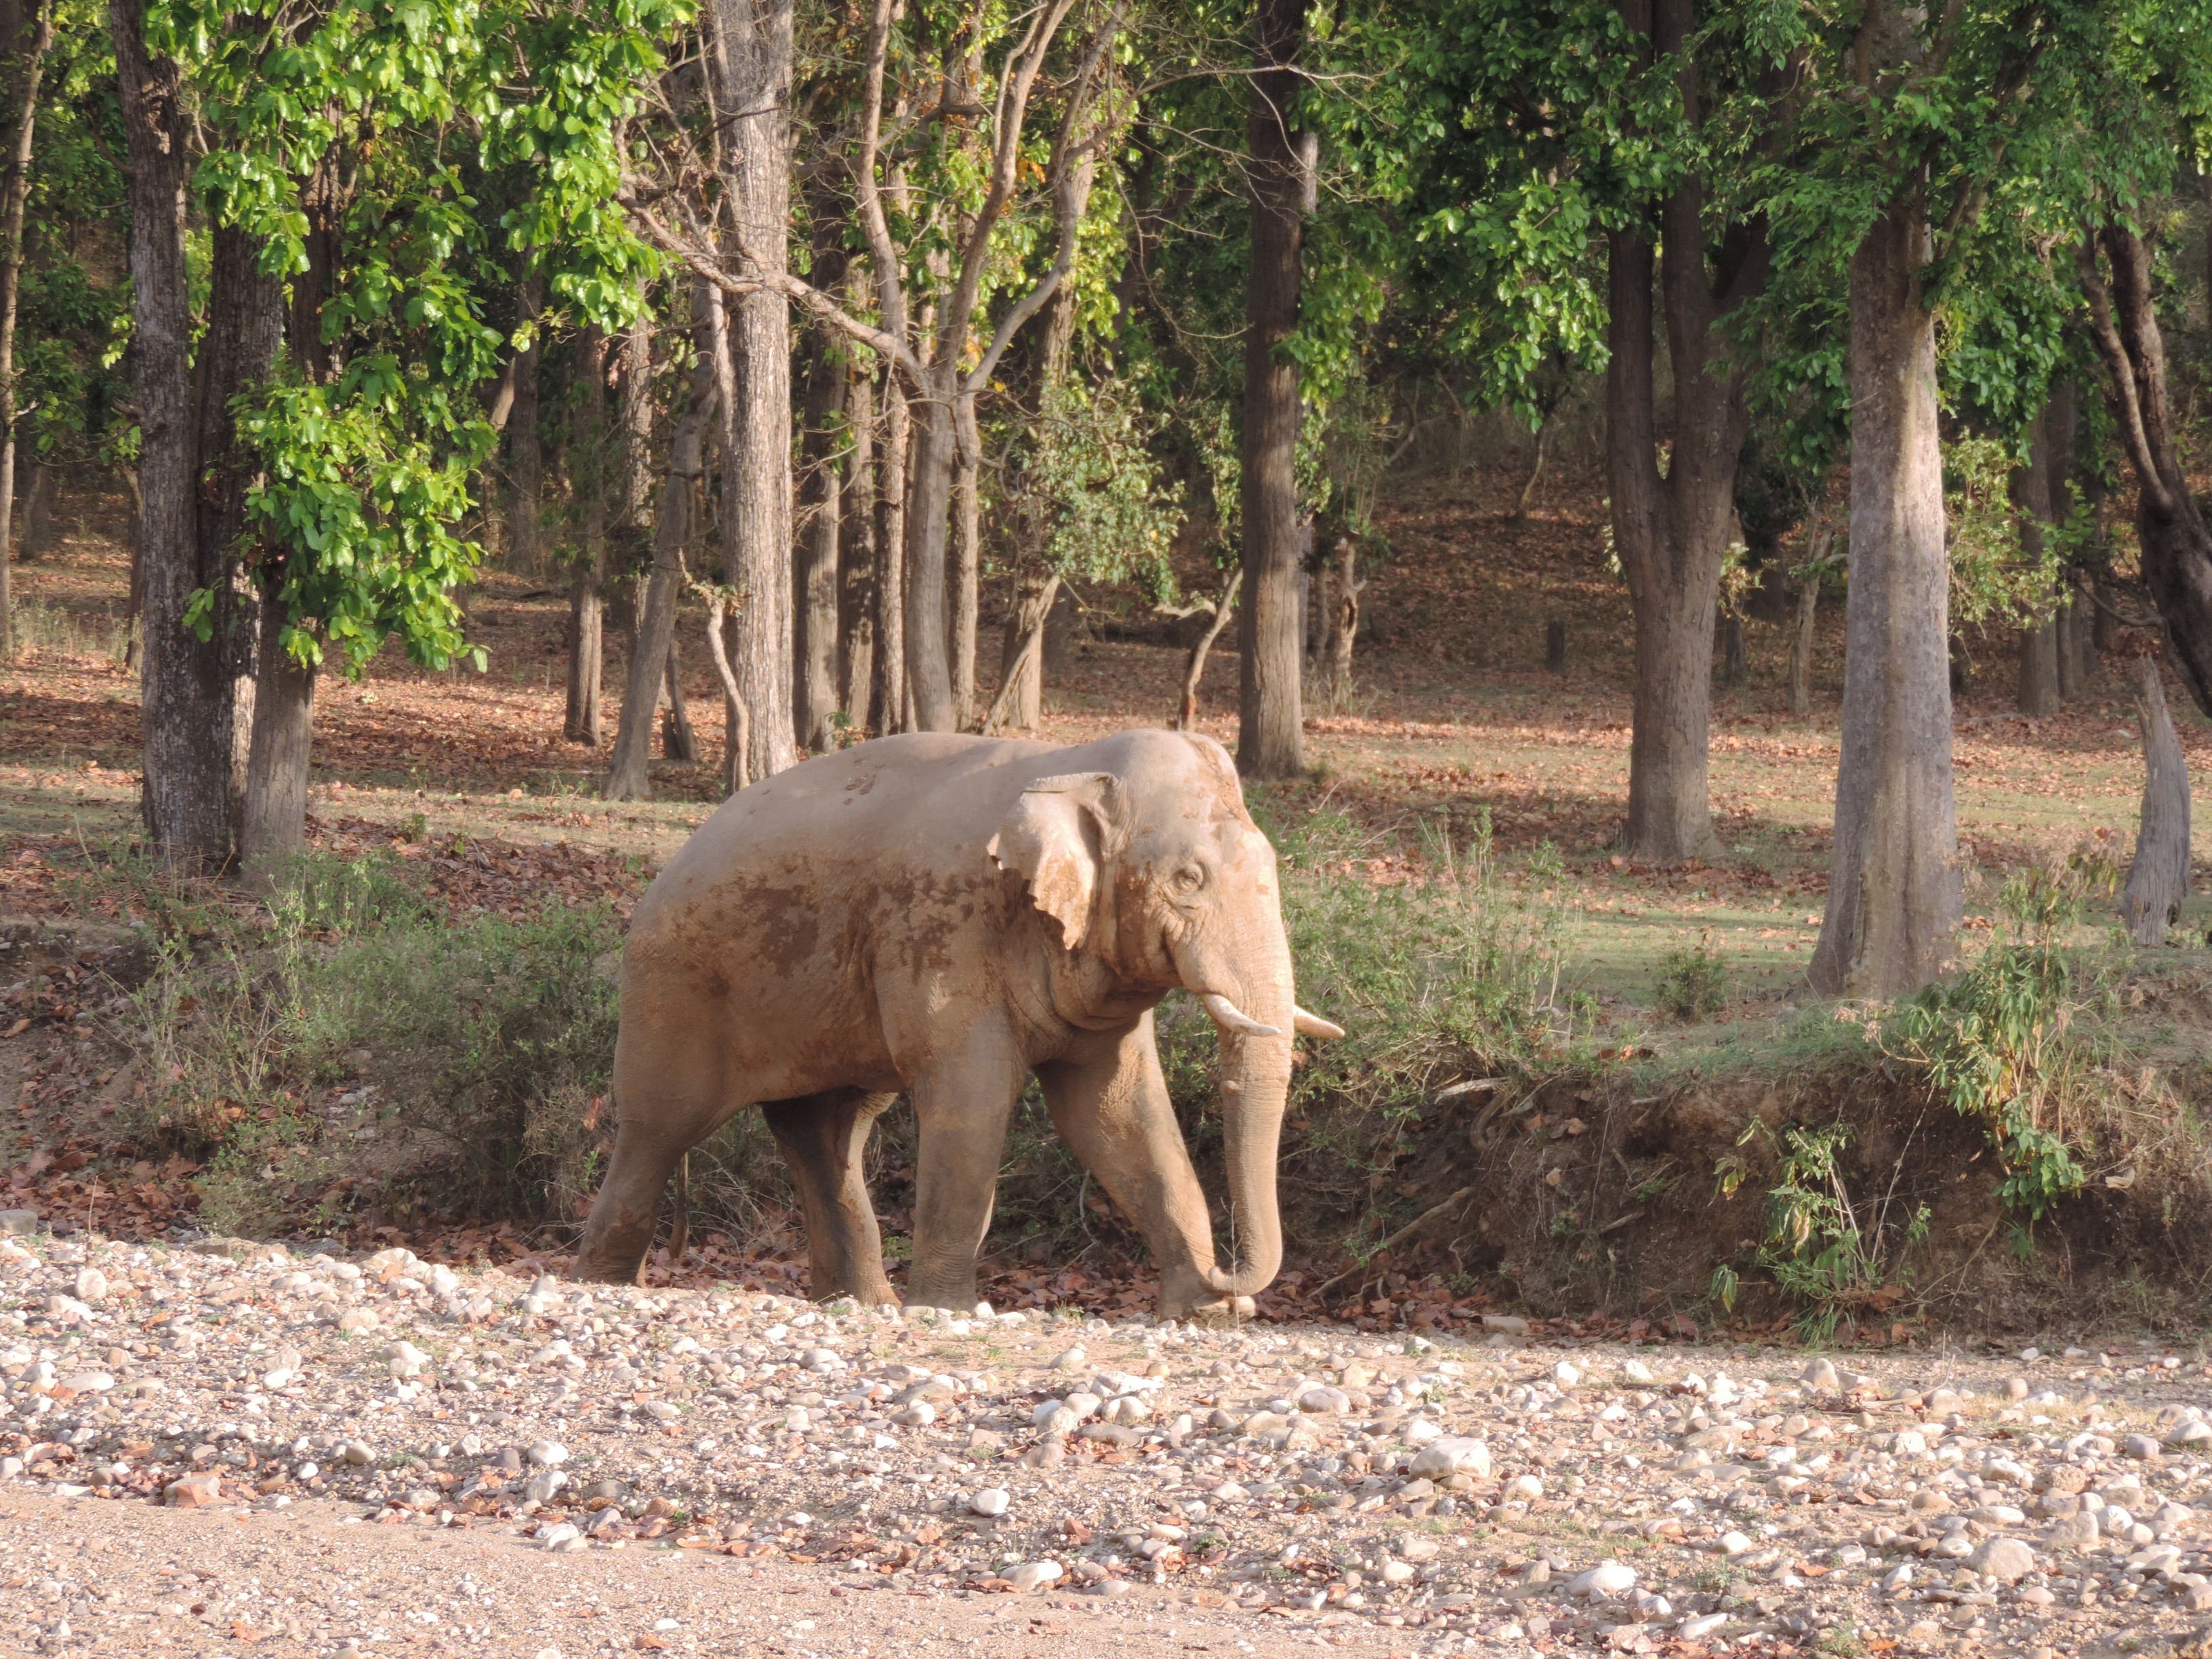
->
[1,1233,2203,1656]
[1967,1536,2036,1583]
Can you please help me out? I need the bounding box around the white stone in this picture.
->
[1552,1361,1580,1389]
[1408,1437,1490,1479]
[1008,1561,1062,1593]
[73,1267,107,1303]
[968,1488,1010,1518]
[1569,1561,1636,1598]
[527,1441,569,1467]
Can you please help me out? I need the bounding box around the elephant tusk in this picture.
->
[1199,991,1281,1039]
[1293,1006,1346,1041]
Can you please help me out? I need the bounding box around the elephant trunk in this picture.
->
[1186,951,1294,1301]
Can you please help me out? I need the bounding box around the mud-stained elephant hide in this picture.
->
[575,728,1344,1319]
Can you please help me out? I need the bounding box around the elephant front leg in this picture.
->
[576,1120,687,1285]
[903,1019,1027,1313]
[1038,1015,1241,1323]
[760,1090,899,1305]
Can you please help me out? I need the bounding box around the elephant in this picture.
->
[573,726,1343,1318]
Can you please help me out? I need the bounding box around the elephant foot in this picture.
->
[814,1277,901,1308]
[1166,1294,1256,1328]
[1158,1266,1256,1325]
[573,1249,646,1287]
[902,1276,984,1315]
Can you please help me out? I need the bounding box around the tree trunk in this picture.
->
[118,0,221,863]
[1512,417,1550,520]
[699,592,750,794]
[565,328,609,747]
[902,377,958,731]
[1319,531,1359,699]
[994,573,1054,733]
[839,354,877,733]
[794,208,848,753]
[1808,190,1961,997]
[2121,653,2190,947]
[506,277,544,573]
[1789,575,1818,717]
[239,592,317,875]
[981,574,1060,735]
[0,0,49,657]
[660,637,698,764]
[605,287,718,803]
[705,0,797,779]
[2081,226,2212,720]
[1237,0,1309,779]
[2012,401,2061,716]
[119,0,281,867]
[1176,569,1242,729]
[1603,141,1764,859]
[872,369,907,735]
[951,421,981,729]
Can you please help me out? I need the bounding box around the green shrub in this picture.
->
[1883,867,2097,1221]
[126,851,621,1232]
[1656,933,1729,1021]
[1716,1119,1929,1344]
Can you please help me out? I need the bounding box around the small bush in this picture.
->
[1656,933,1729,1021]
[1883,867,2099,1221]
[126,851,621,1233]
[1716,1119,1929,1345]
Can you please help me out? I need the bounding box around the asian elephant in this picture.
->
[573,727,1343,1319]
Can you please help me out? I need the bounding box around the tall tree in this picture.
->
[1237,0,1308,779]
[1606,0,1769,863]
[705,0,797,777]
[112,0,266,867]
[0,0,53,659]
[630,0,1120,733]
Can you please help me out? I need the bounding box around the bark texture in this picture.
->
[606,290,719,802]
[705,0,797,778]
[117,0,275,867]
[838,356,877,731]
[1604,0,1768,863]
[1807,190,1961,996]
[506,279,544,571]
[2121,654,2190,947]
[239,590,316,873]
[871,371,907,735]
[0,1,52,658]
[1237,0,1309,779]
[565,329,609,747]
[793,206,848,752]
[2079,226,2212,718]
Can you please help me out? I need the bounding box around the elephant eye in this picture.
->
[1171,863,1206,895]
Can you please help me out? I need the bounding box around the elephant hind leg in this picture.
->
[761,1089,899,1305]
[575,1120,688,1285]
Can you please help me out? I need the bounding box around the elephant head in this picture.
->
[988,731,1343,1299]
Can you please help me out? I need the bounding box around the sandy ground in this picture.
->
[1,1484,1393,1658]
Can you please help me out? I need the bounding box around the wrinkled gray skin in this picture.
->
[574,729,1342,1318]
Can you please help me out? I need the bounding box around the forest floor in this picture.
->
[6,461,2203,1040]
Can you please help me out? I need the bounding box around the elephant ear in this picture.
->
[988,772,1120,949]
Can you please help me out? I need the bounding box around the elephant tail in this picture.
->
[666,1151,691,1271]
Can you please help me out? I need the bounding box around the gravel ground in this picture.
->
[5,1228,2212,1658]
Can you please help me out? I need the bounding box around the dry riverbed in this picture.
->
[6,1226,2212,1658]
